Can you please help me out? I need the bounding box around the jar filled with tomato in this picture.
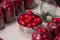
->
[24,0,35,9]
[0,4,5,30]
[10,0,17,17]
[16,0,24,16]
[2,0,15,23]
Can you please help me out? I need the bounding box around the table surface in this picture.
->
[0,0,60,40]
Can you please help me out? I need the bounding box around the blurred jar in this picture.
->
[40,0,57,22]
[32,27,52,40]
[16,0,24,16]
[24,0,35,9]
[10,0,17,17]
[0,5,5,30]
[2,0,15,23]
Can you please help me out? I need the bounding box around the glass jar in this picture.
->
[10,0,17,17]
[16,0,24,16]
[32,27,52,40]
[40,0,57,22]
[24,0,35,9]
[0,5,5,30]
[2,0,15,23]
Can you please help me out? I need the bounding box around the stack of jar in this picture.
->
[0,0,35,30]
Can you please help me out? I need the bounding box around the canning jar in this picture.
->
[40,0,57,22]
[0,5,5,30]
[16,0,24,16]
[32,27,52,40]
[2,0,15,23]
[24,0,35,9]
[10,0,17,17]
